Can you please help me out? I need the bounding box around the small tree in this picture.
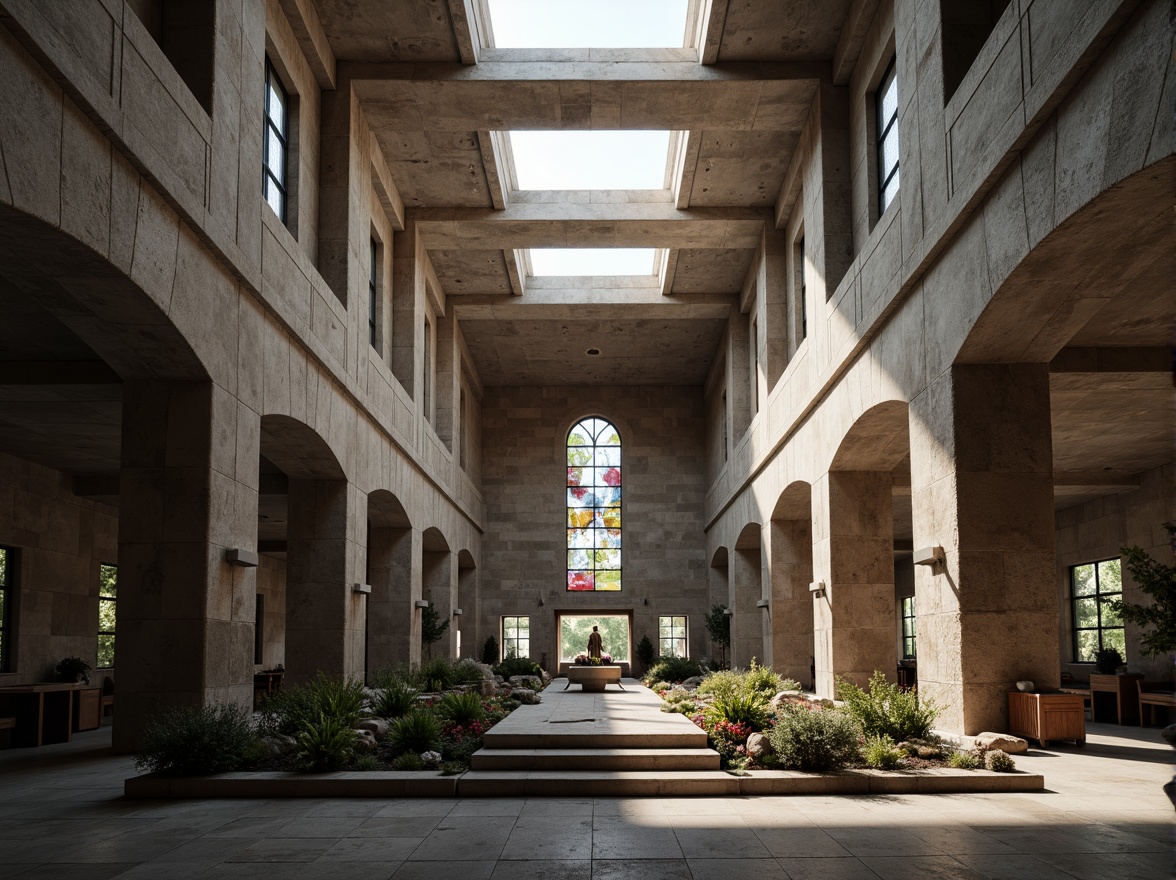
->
[705,604,731,669]
[636,635,655,671]
[421,606,449,660]
[1109,523,1176,657]
[481,634,499,665]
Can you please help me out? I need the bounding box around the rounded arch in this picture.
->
[457,549,476,569]
[259,414,347,481]
[368,489,411,529]
[422,526,450,553]
[771,480,812,522]
[710,546,729,569]
[734,522,762,549]
[0,202,208,381]
[830,401,910,473]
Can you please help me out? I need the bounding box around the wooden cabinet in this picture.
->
[1008,691,1086,747]
[73,687,101,732]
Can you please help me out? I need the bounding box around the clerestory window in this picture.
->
[263,58,289,224]
[876,56,900,215]
[566,418,621,591]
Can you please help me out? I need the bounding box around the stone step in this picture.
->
[470,747,720,771]
[481,729,709,749]
[457,770,740,798]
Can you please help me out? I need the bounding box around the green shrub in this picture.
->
[436,691,485,726]
[391,752,424,771]
[636,635,655,668]
[984,749,1016,772]
[295,713,355,772]
[948,750,979,770]
[863,735,905,770]
[695,668,740,699]
[494,655,542,679]
[767,706,861,772]
[742,659,790,697]
[257,673,366,737]
[836,671,938,742]
[705,689,769,729]
[660,687,698,715]
[373,681,420,719]
[643,656,702,685]
[482,634,500,665]
[351,753,380,771]
[389,709,442,754]
[135,702,256,776]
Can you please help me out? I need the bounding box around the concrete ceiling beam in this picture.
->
[1053,472,1143,494]
[1049,346,1171,391]
[0,361,121,384]
[447,0,481,65]
[277,0,337,88]
[453,289,734,320]
[476,131,510,209]
[697,0,731,65]
[832,0,881,86]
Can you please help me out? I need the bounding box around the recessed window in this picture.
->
[369,239,379,349]
[796,235,808,335]
[98,564,117,669]
[749,316,759,415]
[487,0,689,48]
[560,614,630,662]
[531,248,656,276]
[876,56,900,214]
[901,596,916,659]
[1071,559,1124,663]
[509,131,672,190]
[659,615,687,658]
[0,546,14,672]
[422,318,433,422]
[263,58,289,224]
[567,418,621,591]
[502,616,530,659]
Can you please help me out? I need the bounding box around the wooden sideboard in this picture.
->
[1008,691,1086,747]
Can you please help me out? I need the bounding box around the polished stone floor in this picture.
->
[0,719,1171,879]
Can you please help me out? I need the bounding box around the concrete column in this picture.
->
[391,220,423,395]
[423,548,457,659]
[730,543,764,667]
[763,229,790,389]
[285,478,364,686]
[910,363,1058,734]
[767,517,814,686]
[812,471,896,696]
[366,525,419,674]
[435,309,457,451]
[115,381,258,751]
[728,315,752,443]
[457,562,478,660]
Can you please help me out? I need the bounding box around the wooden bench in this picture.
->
[1139,689,1175,727]
[0,715,15,749]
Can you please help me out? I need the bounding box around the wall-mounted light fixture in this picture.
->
[808,580,826,597]
[452,608,463,616]
[226,548,259,567]
[643,598,648,606]
[352,583,371,594]
[723,608,734,616]
[756,599,770,609]
[414,599,430,609]
[913,546,946,567]
[538,595,545,607]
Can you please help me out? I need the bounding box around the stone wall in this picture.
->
[480,386,709,673]
[255,552,286,670]
[1055,464,1175,683]
[0,451,118,685]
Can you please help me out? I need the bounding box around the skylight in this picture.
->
[530,249,656,276]
[509,131,672,190]
[487,0,689,48]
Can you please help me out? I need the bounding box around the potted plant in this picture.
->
[1094,647,1124,675]
[55,657,91,684]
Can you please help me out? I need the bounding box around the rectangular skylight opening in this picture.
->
[485,0,691,49]
[530,248,658,276]
[509,131,673,191]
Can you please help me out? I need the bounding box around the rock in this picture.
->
[260,734,296,754]
[479,678,497,696]
[511,688,541,704]
[973,732,1028,755]
[353,730,377,752]
[769,690,804,709]
[356,718,388,739]
[420,750,442,766]
[509,675,543,690]
[746,732,774,758]
[681,676,704,689]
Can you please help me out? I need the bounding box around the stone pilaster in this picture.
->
[423,547,457,660]
[366,525,420,673]
[767,517,814,686]
[730,538,764,667]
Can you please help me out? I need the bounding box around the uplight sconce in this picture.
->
[756,599,770,609]
[913,546,946,567]
[352,583,371,594]
[414,599,430,609]
[226,548,258,567]
[452,608,463,617]
[809,580,826,598]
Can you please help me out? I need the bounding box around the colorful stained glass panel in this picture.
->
[566,418,621,591]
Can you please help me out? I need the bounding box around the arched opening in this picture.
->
[769,481,814,688]
[365,490,413,677]
[709,547,730,666]
[732,523,764,668]
[421,527,454,659]
[457,549,478,662]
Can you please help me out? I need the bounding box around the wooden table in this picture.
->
[0,683,87,747]
[1089,673,1144,725]
[1008,691,1086,747]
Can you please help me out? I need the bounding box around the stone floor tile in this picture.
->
[1031,849,1175,879]
[489,859,591,879]
[749,825,854,858]
[947,853,1084,880]
[860,855,989,880]
[13,864,136,879]
[315,836,423,861]
[775,857,883,880]
[686,857,790,879]
[520,798,594,816]
[350,816,445,837]
[301,798,387,818]
[592,798,668,817]
[590,859,692,879]
[591,819,683,859]
[447,799,526,817]
[674,825,774,859]
[225,837,336,862]
[902,824,1018,855]
[374,800,459,818]
[269,816,366,837]
[500,814,593,859]
[392,860,496,879]
[407,816,514,861]
[824,826,947,857]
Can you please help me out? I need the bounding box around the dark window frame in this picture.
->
[875,55,900,215]
[566,418,622,592]
[97,563,117,669]
[263,58,289,224]
[0,545,14,672]
[502,615,530,660]
[901,595,916,659]
[797,235,808,334]
[369,238,379,348]
[1070,558,1124,663]
[659,615,688,658]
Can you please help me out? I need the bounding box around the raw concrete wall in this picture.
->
[1055,464,1175,683]
[0,451,118,685]
[480,386,709,673]
[255,552,286,669]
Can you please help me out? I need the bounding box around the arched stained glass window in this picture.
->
[566,418,621,591]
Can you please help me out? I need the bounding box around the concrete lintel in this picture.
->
[346,59,827,84]
[1053,472,1143,493]
[277,0,337,88]
[477,131,510,210]
[673,131,703,209]
[1049,346,1170,374]
[447,0,481,65]
[453,291,734,320]
[0,361,122,384]
[369,131,406,231]
[660,249,680,295]
[697,0,731,65]
[832,0,882,86]
[774,132,806,229]
[73,474,119,498]
[504,249,526,296]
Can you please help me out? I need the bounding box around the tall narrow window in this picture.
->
[369,240,378,348]
[721,391,728,461]
[254,593,264,665]
[1071,559,1124,662]
[749,316,759,415]
[567,418,621,591]
[876,56,900,214]
[659,615,687,658]
[97,564,117,668]
[422,319,432,422]
[901,596,916,659]
[797,236,807,337]
[502,616,530,659]
[458,388,468,471]
[263,59,289,223]
[0,546,13,672]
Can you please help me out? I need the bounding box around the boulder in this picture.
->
[259,734,296,754]
[973,732,1028,754]
[746,732,774,758]
[356,718,389,739]
[479,678,497,697]
[681,676,704,689]
[770,690,804,709]
[353,730,378,752]
[511,688,541,704]
[509,675,543,690]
